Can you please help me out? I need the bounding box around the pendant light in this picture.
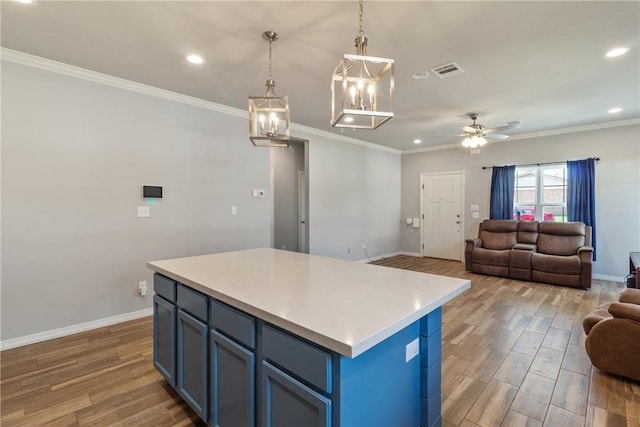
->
[331,0,394,129]
[249,31,291,147]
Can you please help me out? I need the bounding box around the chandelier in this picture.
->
[330,0,394,129]
[249,31,291,147]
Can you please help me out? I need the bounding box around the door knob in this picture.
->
[456,221,461,224]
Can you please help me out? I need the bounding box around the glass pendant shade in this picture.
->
[330,1,394,130]
[249,31,291,148]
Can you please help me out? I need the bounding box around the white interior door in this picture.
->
[421,172,464,260]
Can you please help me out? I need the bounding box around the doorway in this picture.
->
[420,171,465,261]
[272,138,308,253]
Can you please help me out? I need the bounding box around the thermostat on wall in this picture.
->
[142,186,163,199]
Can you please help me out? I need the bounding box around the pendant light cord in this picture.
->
[358,0,365,38]
[268,39,273,79]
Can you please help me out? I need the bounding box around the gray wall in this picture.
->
[1,60,273,340]
[401,124,640,277]
[306,135,402,261]
[1,56,403,341]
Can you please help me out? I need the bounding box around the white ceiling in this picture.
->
[2,1,638,151]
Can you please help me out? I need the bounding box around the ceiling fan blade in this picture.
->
[462,126,475,133]
[485,133,510,140]
[484,124,521,133]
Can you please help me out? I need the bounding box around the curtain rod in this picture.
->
[482,157,600,170]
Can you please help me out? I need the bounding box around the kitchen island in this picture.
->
[148,248,470,427]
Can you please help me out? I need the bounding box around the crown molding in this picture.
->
[1,48,400,155]
[403,118,640,155]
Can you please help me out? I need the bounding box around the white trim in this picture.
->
[0,308,153,351]
[593,274,624,283]
[0,48,400,155]
[402,118,640,155]
[356,251,423,263]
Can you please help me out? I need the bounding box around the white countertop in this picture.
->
[148,248,470,358]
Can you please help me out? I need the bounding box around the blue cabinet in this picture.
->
[153,294,176,386]
[177,309,208,421]
[152,274,444,427]
[210,330,255,427]
[261,361,331,427]
[176,284,209,421]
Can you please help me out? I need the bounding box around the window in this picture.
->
[513,164,567,222]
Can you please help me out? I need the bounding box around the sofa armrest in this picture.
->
[583,304,611,335]
[609,302,640,322]
[464,239,482,272]
[577,246,593,255]
[620,288,640,305]
[513,243,537,251]
[465,238,482,248]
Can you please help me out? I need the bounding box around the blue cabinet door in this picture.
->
[261,361,331,427]
[153,295,176,386]
[210,330,255,427]
[177,309,208,421]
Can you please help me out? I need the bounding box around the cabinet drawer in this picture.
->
[262,324,332,394]
[177,284,208,321]
[210,299,256,349]
[154,274,176,302]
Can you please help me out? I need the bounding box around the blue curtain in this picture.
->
[567,158,596,260]
[489,165,516,219]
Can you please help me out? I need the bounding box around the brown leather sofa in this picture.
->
[583,288,640,381]
[465,219,593,289]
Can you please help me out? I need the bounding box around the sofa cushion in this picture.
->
[472,247,510,267]
[517,221,539,244]
[537,222,586,256]
[479,220,518,250]
[531,252,581,274]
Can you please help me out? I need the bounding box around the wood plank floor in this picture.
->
[370,256,640,427]
[1,255,638,426]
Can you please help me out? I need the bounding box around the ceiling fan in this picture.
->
[460,113,520,148]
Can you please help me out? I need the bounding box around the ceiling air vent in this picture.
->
[430,62,465,79]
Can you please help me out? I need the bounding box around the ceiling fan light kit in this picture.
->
[248,31,291,148]
[460,112,514,149]
[330,0,394,130]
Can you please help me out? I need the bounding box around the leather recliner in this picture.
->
[583,288,640,381]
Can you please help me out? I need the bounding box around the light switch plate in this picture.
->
[470,204,479,211]
[137,206,150,218]
[472,212,480,218]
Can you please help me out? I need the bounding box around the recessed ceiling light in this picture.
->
[15,0,35,3]
[344,116,354,123]
[413,139,422,144]
[410,71,430,80]
[186,54,204,64]
[608,107,622,114]
[606,47,630,58]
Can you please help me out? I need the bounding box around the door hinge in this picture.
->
[422,184,424,189]
[422,244,424,249]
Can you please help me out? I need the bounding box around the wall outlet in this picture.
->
[405,338,419,362]
[138,280,147,297]
[362,243,366,252]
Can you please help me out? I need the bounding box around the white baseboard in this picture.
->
[593,274,624,283]
[0,308,153,351]
[357,251,424,263]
